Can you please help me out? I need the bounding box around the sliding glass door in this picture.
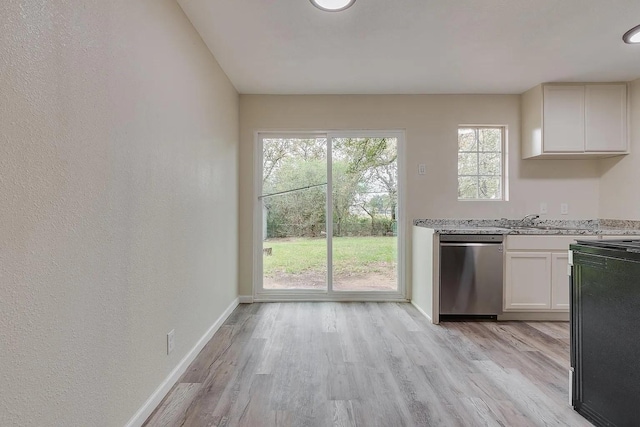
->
[331,137,398,292]
[255,131,404,300]
[260,136,328,290]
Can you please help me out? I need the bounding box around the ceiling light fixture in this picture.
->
[623,24,640,44]
[310,0,356,12]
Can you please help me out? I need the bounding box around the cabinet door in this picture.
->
[543,86,585,153]
[505,252,552,310]
[585,84,627,152]
[551,252,570,311]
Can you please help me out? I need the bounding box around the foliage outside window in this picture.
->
[261,137,397,238]
[457,127,505,200]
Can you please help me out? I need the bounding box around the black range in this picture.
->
[570,239,640,426]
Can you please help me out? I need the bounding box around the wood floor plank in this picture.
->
[144,383,201,427]
[321,303,338,333]
[143,303,591,427]
[187,337,267,427]
[460,396,505,427]
[179,326,234,384]
[234,374,275,427]
[331,400,356,427]
[525,321,568,339]
[327,363,359,401]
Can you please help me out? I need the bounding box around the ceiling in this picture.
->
[177,0,640,95]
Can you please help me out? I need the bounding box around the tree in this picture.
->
[337,137,397,176]
[337,137,398,232]
[331,160,360,236]
[262,138,293,183]
[262,136,398,238]
[263,156,326,237]
[372,160,397,221]
[262,138,327,184]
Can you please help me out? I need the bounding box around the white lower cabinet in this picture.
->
[551,252,570,310]
[505,252,552,310]
[503,235,580,312]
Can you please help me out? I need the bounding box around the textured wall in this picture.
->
[599,79,640,219]
[238,95,601,295]
[0,1,238,425]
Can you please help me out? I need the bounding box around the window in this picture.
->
[457,126,505,200]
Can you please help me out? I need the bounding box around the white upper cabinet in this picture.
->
[521,83,629,159]
[585,85,628,152]
[543,86,585,153]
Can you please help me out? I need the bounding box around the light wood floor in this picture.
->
[143,303,591,427]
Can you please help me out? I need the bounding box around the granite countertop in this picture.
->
[413,218,640,236]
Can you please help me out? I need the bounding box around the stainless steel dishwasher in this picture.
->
[439,234,504,320]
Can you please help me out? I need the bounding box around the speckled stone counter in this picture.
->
[413,218,640,236]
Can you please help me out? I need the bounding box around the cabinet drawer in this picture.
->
[600,235,639,240]
[506,235,595,251]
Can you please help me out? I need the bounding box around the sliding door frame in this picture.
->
[253,130,407,302]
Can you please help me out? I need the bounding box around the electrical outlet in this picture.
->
[167,330,175,355]
[418,164,426,175]
[560,203,569,215]
[539,202,548,214]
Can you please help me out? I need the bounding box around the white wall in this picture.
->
[600,78,640,219]
[238,95,601,295]
[0,1,238,426]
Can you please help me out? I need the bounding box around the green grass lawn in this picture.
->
[263,236,397,276]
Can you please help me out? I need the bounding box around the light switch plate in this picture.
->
[560,203,569,215]
[418,164,426,175]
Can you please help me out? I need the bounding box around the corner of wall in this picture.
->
[598,78,640,220]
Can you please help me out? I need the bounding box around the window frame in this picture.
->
[457,125,507,201]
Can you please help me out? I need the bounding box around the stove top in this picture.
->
[575,239,640,253]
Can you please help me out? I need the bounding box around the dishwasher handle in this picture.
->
[440,242,504,252]
[439,234,503,243]
[440,242,503,247]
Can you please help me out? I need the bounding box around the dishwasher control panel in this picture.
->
[439,234,503,243]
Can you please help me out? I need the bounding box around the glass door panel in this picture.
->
[331,137,398,292]
[261,137,328,290]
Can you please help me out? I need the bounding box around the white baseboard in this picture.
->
[244,293,411,303]
[411,300,433,323]
[124,297,240,427]
[238,295,254,303]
